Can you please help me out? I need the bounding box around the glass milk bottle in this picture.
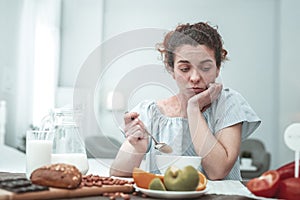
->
[51,108,89,174]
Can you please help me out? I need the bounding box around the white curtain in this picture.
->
[31,0,61,125]
[14,0,61,145]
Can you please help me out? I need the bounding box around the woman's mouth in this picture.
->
[191,87,206,94]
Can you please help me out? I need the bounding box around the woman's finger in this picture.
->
[126,122,141,135]
[208,83,222,101]
[127,129,147,144]
[124,112,139,124]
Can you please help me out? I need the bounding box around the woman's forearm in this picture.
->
[110,140,145,177]
[187,105,241,180]
[187,105,217,157]
[187,107,228,179]
[200,126,241,180]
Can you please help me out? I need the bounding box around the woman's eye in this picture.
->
[201,65,212,72]
[179,65,190,72]
[180,67,189,72]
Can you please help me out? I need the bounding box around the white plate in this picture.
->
[133,184,208,199]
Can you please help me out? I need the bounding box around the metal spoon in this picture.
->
[118,126,173,154]
[144,129,173,154]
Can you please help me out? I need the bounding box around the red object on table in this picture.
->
[246,170,280,198]
[277,177,300,200]
[247,161,300,199]
[276,161,300,200]
[276,160,300,180]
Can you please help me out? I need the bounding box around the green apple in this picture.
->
[149,177,166,191]
[164,165,199,191]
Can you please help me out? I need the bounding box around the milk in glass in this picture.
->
[26,132,53,178]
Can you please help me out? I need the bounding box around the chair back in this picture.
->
[241,139,266,161]
[240,138,271,179]
[85,135,121,158]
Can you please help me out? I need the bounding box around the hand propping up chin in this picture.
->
[188,83,223,112]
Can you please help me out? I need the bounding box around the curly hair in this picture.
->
[157,22,228,72]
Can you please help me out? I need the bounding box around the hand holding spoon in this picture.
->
[118,114,173,154]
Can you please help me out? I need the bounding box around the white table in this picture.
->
[86,158,114,176]
[1,145,271,199]
[0,145,26,173]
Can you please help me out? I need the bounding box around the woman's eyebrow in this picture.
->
[199,59,213,64]
[177,60,190,64]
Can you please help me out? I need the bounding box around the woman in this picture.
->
[110,22,261,180]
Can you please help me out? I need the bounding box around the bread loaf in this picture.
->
[30,163,82,189]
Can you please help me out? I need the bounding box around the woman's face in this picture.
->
[172,44,220,98]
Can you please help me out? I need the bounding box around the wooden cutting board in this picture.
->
[0,184,134,200]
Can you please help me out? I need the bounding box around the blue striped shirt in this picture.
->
[131,88,261,180]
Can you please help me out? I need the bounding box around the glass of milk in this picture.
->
[26,130,54,179]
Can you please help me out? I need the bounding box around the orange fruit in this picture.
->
[196,171,207,191]
[132,167,164,189]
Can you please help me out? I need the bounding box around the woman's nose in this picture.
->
[190,69,201,83]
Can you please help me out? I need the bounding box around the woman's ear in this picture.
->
[216,67,220,77]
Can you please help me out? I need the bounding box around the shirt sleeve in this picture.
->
[212,88,261,141]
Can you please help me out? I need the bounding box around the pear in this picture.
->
[164,165,199,191]
[149,177,166,191]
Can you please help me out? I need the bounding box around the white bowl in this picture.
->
[155,155,201,174]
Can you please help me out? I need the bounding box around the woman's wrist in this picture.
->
[187,98,204,112]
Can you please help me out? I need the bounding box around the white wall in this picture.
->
[278,0,300,167]
[59,0,104,87]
